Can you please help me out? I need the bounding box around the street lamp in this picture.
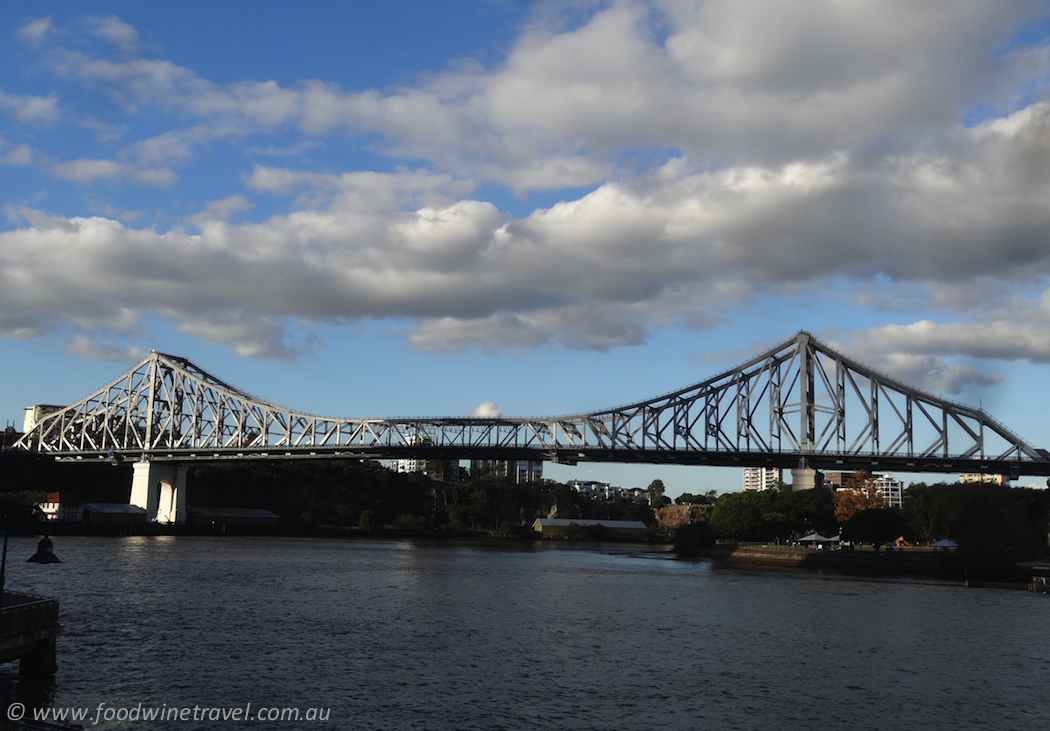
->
[0,533,62,610]
[27,536,61,564]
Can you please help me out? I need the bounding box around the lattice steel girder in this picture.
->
[13,333,1050,475]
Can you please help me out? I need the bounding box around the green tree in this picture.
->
[778,486,836,536]
[708,492,766,540]
[676,492,710,505]
[550,482,578,517]
[0,490,48,522]
[841,508,909,552]
[647,479,667,507]
[357,509,378,532]
[901,481,1050,562]
[673,521,716,554]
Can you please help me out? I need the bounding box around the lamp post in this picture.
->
[0,529,62,609]
[0,528,7,610]
[27,536,61,564]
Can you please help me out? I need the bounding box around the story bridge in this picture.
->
[12,331,1050,522]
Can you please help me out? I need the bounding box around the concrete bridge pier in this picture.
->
[131,461,187,524]
[790,459,821,491]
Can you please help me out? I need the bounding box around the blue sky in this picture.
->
[4,1,1050,495]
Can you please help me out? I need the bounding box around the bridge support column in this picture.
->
[790,464,822,491]
[131,461,187,524]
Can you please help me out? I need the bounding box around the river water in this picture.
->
[2,535,1047,730]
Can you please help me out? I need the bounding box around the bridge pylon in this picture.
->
[130,461,187,524]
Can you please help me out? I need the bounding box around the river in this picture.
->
[3,535,1047,730]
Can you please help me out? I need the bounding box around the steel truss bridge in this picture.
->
[14,331,1050,477]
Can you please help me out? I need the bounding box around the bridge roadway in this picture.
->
[54,442,1050,480]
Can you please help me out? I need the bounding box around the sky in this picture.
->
[4,0,1050,496]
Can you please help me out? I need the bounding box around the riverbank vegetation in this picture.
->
[692,473,1050,565]
[4,456,1048,565]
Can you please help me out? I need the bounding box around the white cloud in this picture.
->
[0,89,59,123]
[88,201,146,223]
[86,16,138,52]
[0,144,32,165]
[470,401,502,418]
[185,196,254,227]
[51,158,177,186]
[172,312,312,361]
[8,3,1050,370]
[17,17,51,48]
[62,334,147,362]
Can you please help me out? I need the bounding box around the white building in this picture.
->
[394,458,460,481]
[567,479,611,498]
[873,474,904,508]
[394,457,425,473]
[743,467,781,491]
[37,492,84,522]
[470,459,543,484]
[568,481,645,501]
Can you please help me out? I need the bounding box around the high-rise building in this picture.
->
[826,472,904,508]
[872,474,904,508]
[743,467,781,491]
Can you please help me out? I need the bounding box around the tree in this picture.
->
[902,481,1050,562]
[841,508,909,552]
[676,492,710,505]
[708,492,766,540]
[647,479,667,507]
[779,486,837,536]
[357,509,378,532]
[672,521,716,554]
[833,470,885,522]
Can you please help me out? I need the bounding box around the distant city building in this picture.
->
[393,433,428,475]
[394,457,425,474]
[743,467,781,491]
[1,424,21,450]
[23,405,65,433]
[394,458,460,481]
[872,474,904,508]
[567,480,646,501]
[826,472,904,508]
[823,472,848,489]
[566,479,611,498]
[470,459,542,484]
[959,473,1007,485]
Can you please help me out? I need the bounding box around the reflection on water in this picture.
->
[3,535,1048,730]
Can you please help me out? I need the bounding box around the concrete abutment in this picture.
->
[130,461,187,524]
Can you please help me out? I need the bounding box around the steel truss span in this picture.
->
[14,332,1050,476]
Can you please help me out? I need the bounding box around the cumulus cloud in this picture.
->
[7,2,1050,374]
[62,334,147,362]
[470,401,502,418]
